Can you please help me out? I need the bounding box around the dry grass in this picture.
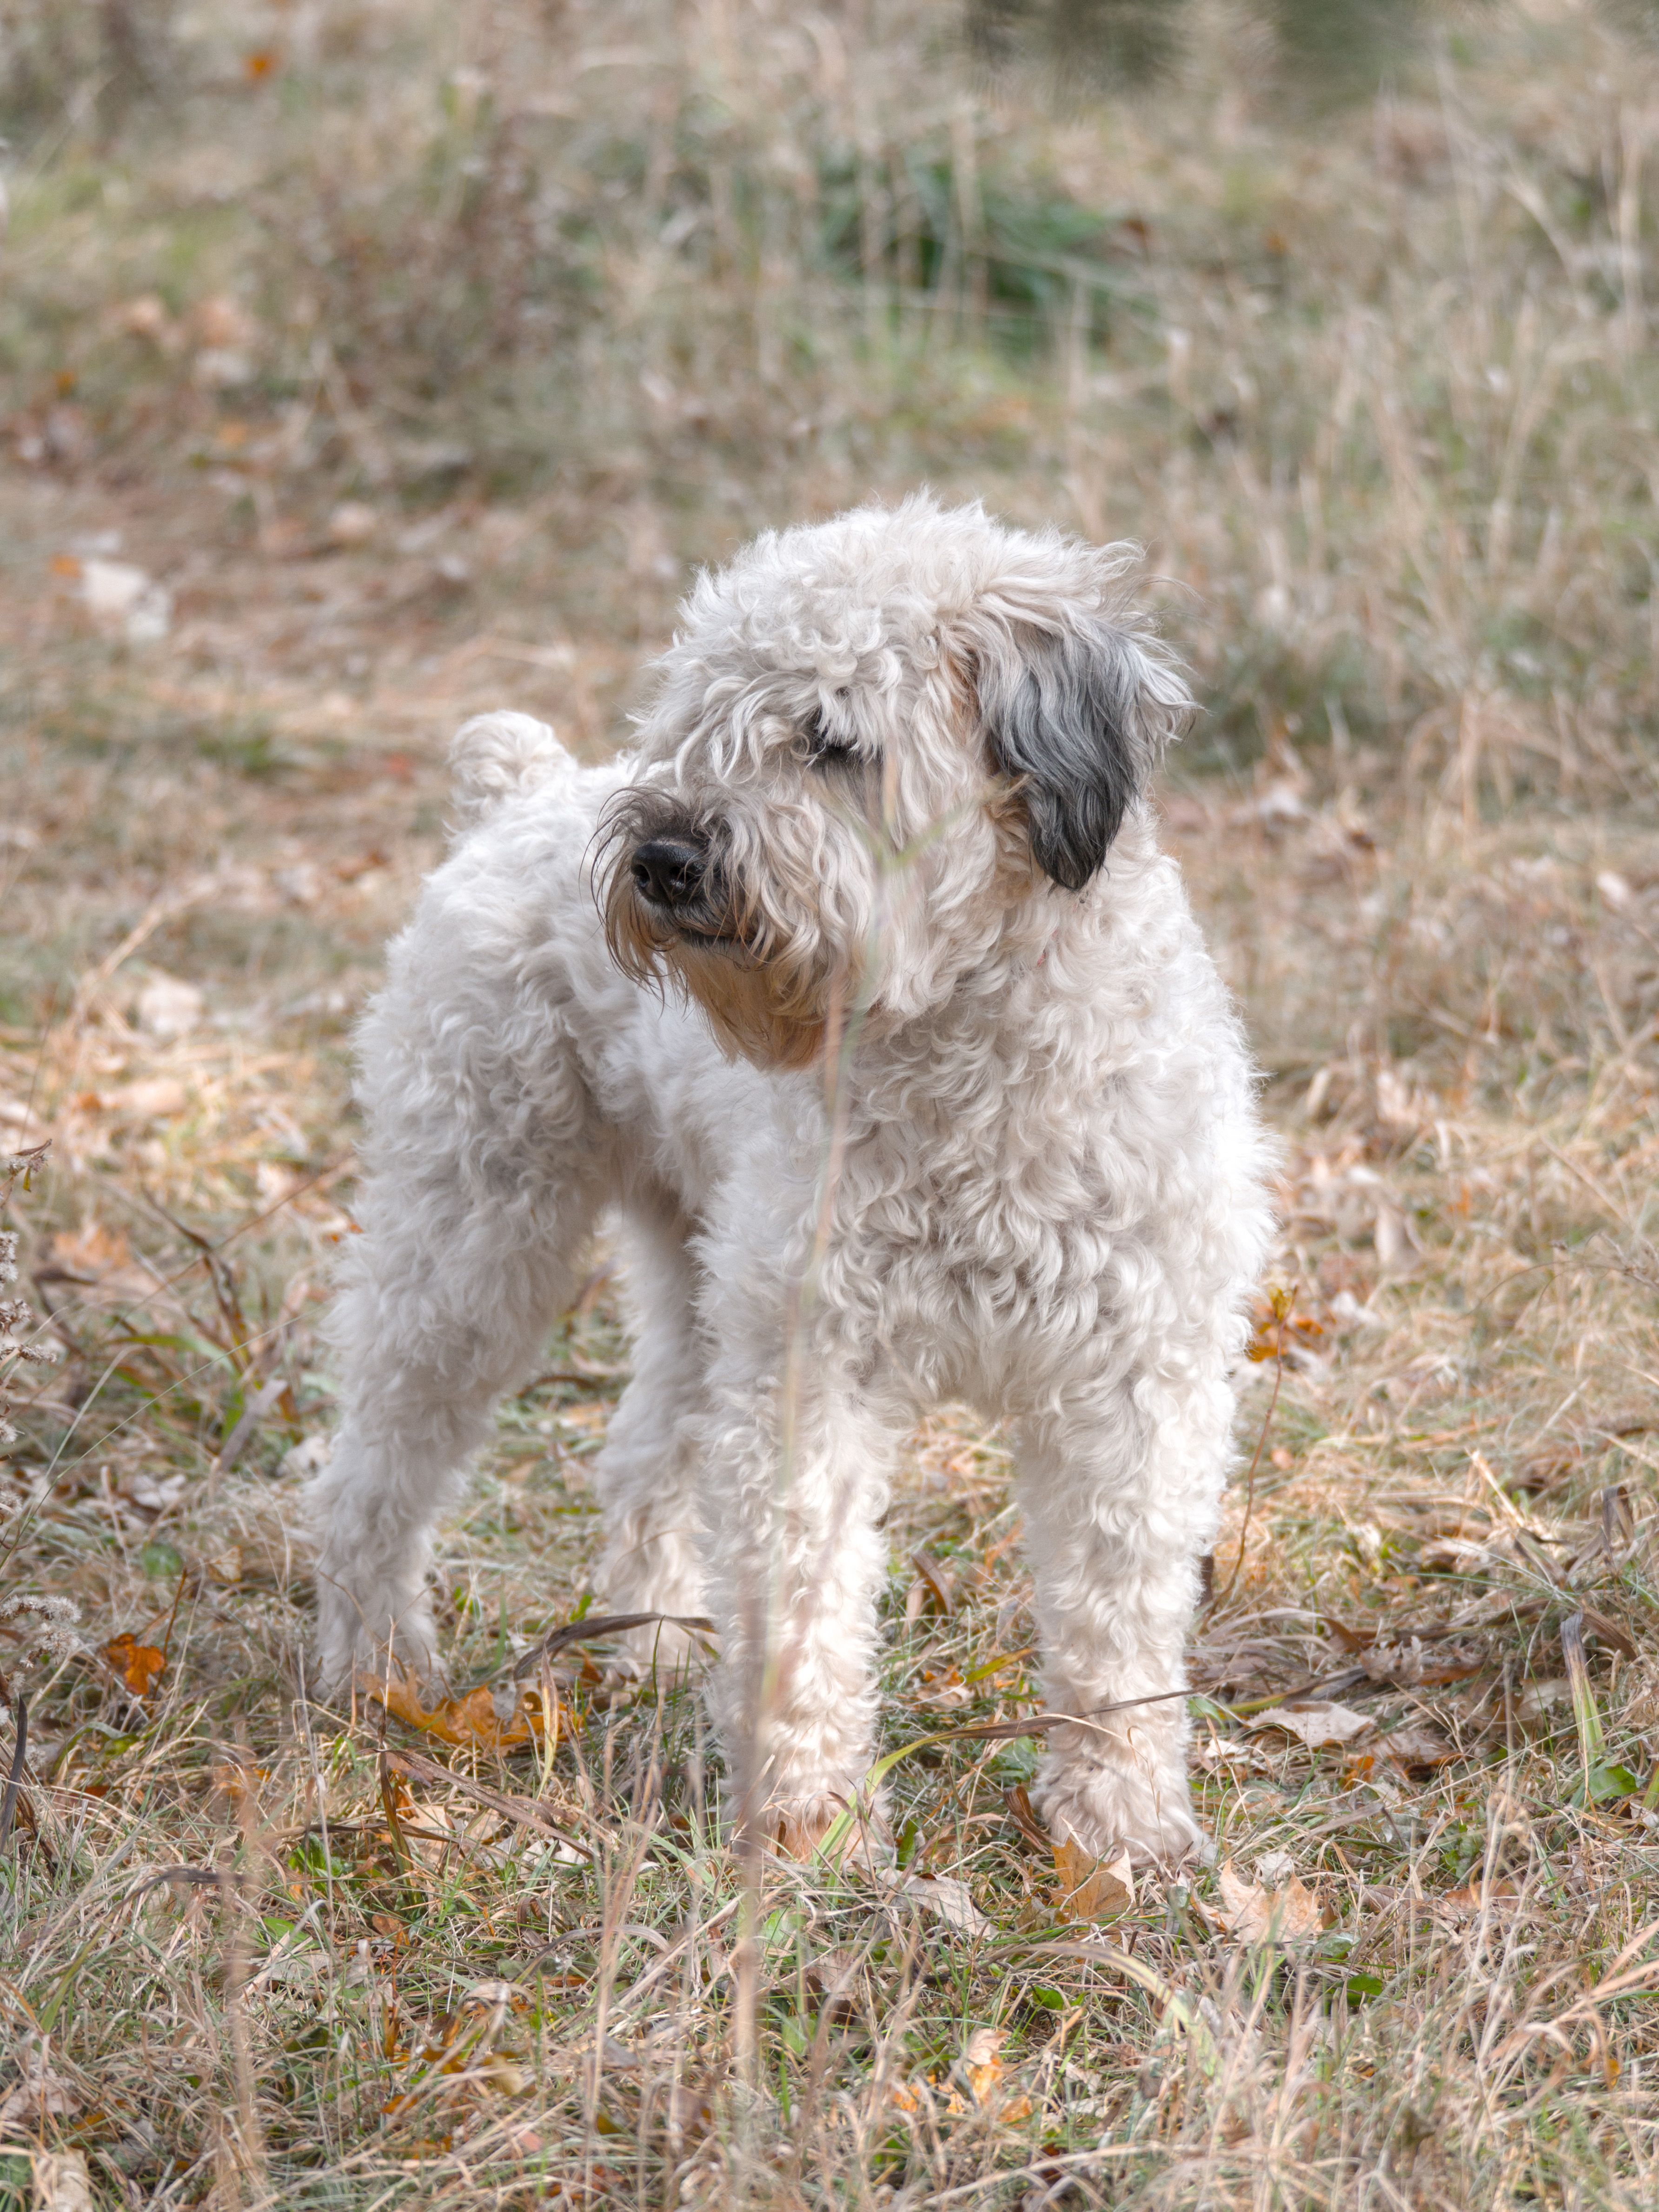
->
[5,2,1659,2205]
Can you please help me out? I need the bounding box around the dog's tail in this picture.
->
[447,711,574,840]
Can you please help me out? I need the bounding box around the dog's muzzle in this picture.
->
[631,836,709,912]
[627,832,737,950]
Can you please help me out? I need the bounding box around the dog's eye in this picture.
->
[804,713,861,767]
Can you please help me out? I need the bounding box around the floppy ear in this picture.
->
[976,618,1187,892]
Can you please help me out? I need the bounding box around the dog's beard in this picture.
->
[598,793,854,1072]
[661,938,839,1071]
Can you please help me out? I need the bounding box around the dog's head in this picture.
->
[597,496,1191,1069]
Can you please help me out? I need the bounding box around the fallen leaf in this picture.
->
[79,558,171,644]
[382,1746,581,1855]
[1439,1876,1521,1916]
[661,2079,714,2149]
[29,2151,92,2212]
[959,2026,1006,2101]
[1051,1838,1135,1923]
[118,1468,187,1514]
[1249,1702,1374,1748]
[1380,1722,1457,1769]
[916,1668,970,1709]
[1578,1605,1639,1661]
[212,1760,269,1812]
[105,1632,167,1698]
[1004,1783,1051,1850]
[877,1867,992,1935]
[1194,1734,1270,1774]
[79,557,151,617]
[110,1077,189,1121]
[367,1670,548,1753]
[804,1947,861,2020]
[46,1217,155,1304]
[910,1548,956,1615]
[463,1977,525,2011]
[248,1939,325,1993]
[0,2057,76,2126]
[136,972,204,1040]
[1518,1679,1571,1726]
[398,1794,457,1841]
[1214,1862,1323,1946]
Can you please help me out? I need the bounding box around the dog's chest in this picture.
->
[827,1083,1120,1365]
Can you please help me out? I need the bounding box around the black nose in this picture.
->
[631,837,707,910]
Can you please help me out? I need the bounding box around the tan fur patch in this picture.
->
[766,1800,843,1860]
[674,943,830,1071]
[597,791,851,1071]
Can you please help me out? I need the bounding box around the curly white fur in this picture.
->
[308,496,1274,1864]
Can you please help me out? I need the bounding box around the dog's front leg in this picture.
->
[1016,1377,1231,1867]
[698,1348,900,1858]
[590,1204,711,1682]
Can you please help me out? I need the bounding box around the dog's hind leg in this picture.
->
[308,960,614,1694]
[589,1193,710,1680]
[309,1162,609,1694]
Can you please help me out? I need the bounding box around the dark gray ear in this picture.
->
[978,620,1181,892]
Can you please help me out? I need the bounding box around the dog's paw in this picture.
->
[738,1783,892,1865]
[761,1794,856,1862]
[312,1574,438,1700]
[1033,1756,1203,1869]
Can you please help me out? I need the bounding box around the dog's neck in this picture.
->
[846,819,1164,1115]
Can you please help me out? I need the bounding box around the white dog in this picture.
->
[309,495,1273,1864]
